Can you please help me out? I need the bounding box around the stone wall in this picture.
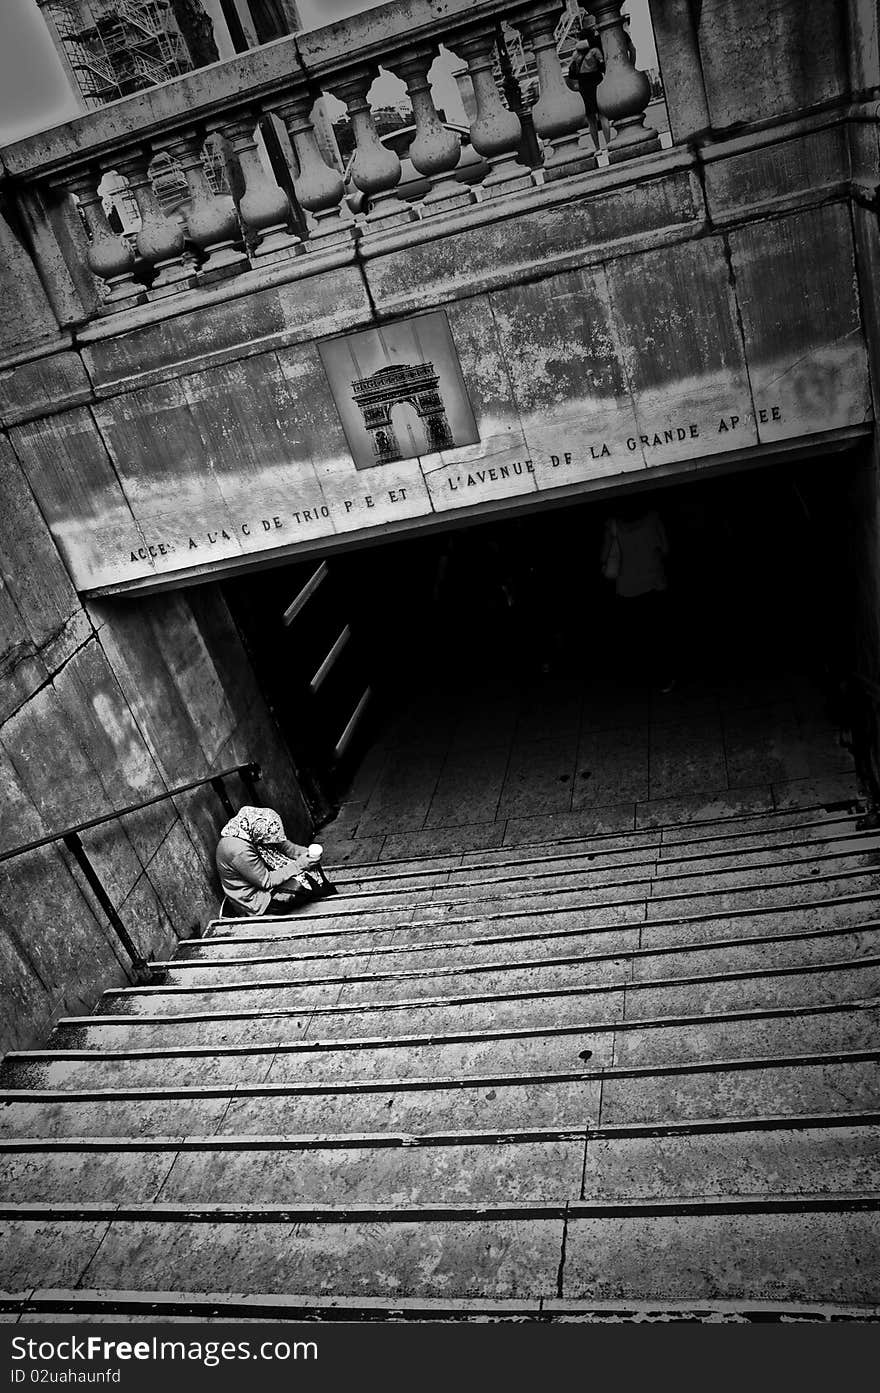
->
[0,436,311,1052]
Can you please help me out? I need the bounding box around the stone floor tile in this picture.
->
[496,739,579,819]
[379,822,507,860]
[572,726,650,809]
[355,751,447,836]
[648,715,728,801]
[424,744,511,829]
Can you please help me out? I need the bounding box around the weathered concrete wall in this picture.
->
[695,0,848,130]
[0,436,311,1052]
[1,128,869,595]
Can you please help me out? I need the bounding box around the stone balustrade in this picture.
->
[0,0,663,324]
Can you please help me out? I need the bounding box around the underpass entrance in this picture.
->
[223,450,863,837]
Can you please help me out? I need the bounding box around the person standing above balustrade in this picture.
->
[566,14,612,150]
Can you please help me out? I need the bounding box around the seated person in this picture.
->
[216,805,336,917]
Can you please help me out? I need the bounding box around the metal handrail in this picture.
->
[0,760,263,982]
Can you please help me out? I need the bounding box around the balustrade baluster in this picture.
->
[592,0,661,163]
[65,168,146,313]
[162,129,249,282]
[514,3,596,180]
[270,91,354,248]
[454,27,532,198]
[214,113,301,264]
[330,68,416,230]
[390,47,475,216]
[114,148,197,300]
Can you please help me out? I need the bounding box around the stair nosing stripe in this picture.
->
[1,1111,879,1151]
[5,1291,875,1319]
[5,1292,878,1319]
[1,1194,878,1222]
[1,1047,878,1103]
[101,951,880,1003]
[154,913,880,969]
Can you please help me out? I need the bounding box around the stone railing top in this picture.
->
[0,0,561,181]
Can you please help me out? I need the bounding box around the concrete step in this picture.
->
[1,1028,609,1092]
[614,1001,880,1068]
[171,921,645,971]
[334,830,878,896]
[639,897,878,950]
[496,812,863,862]
[45,954,880,1052]
[1,1122,877,1207]
[200,895,880,963]
[640,871,880,922]
[9,1001,880,1095]
[656,834,878,876]
[0,1137,586,1205]
[103,942,880,1019]
[325,807,859,876]
[649,851,880,900]
[656,805,862,845]
[600,1055,880,1126]
[4,1290,874,1322]
[580,1123,880,1201]
[0,1204,878,1305]
[258,849,880,918]
[8,1001,879,1093]
[325,845,880,909]
[327,810,861,884]
[559,1207,880,1305]
[158,922,880,991]
[1,1052,877,1139]
[623,960,880,1021]
[338,829,663,879]
[0,1075,601,1139]
[203,867,880,945]
[206,897,645,945]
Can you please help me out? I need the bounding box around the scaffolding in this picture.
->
[41,0,194,108]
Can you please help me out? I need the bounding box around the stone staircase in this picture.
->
[1,798,880,1321]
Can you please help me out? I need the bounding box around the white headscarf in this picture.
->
[220,806,290,868]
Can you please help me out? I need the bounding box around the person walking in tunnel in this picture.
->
[215,805,337,917]
[601,502,676,692]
